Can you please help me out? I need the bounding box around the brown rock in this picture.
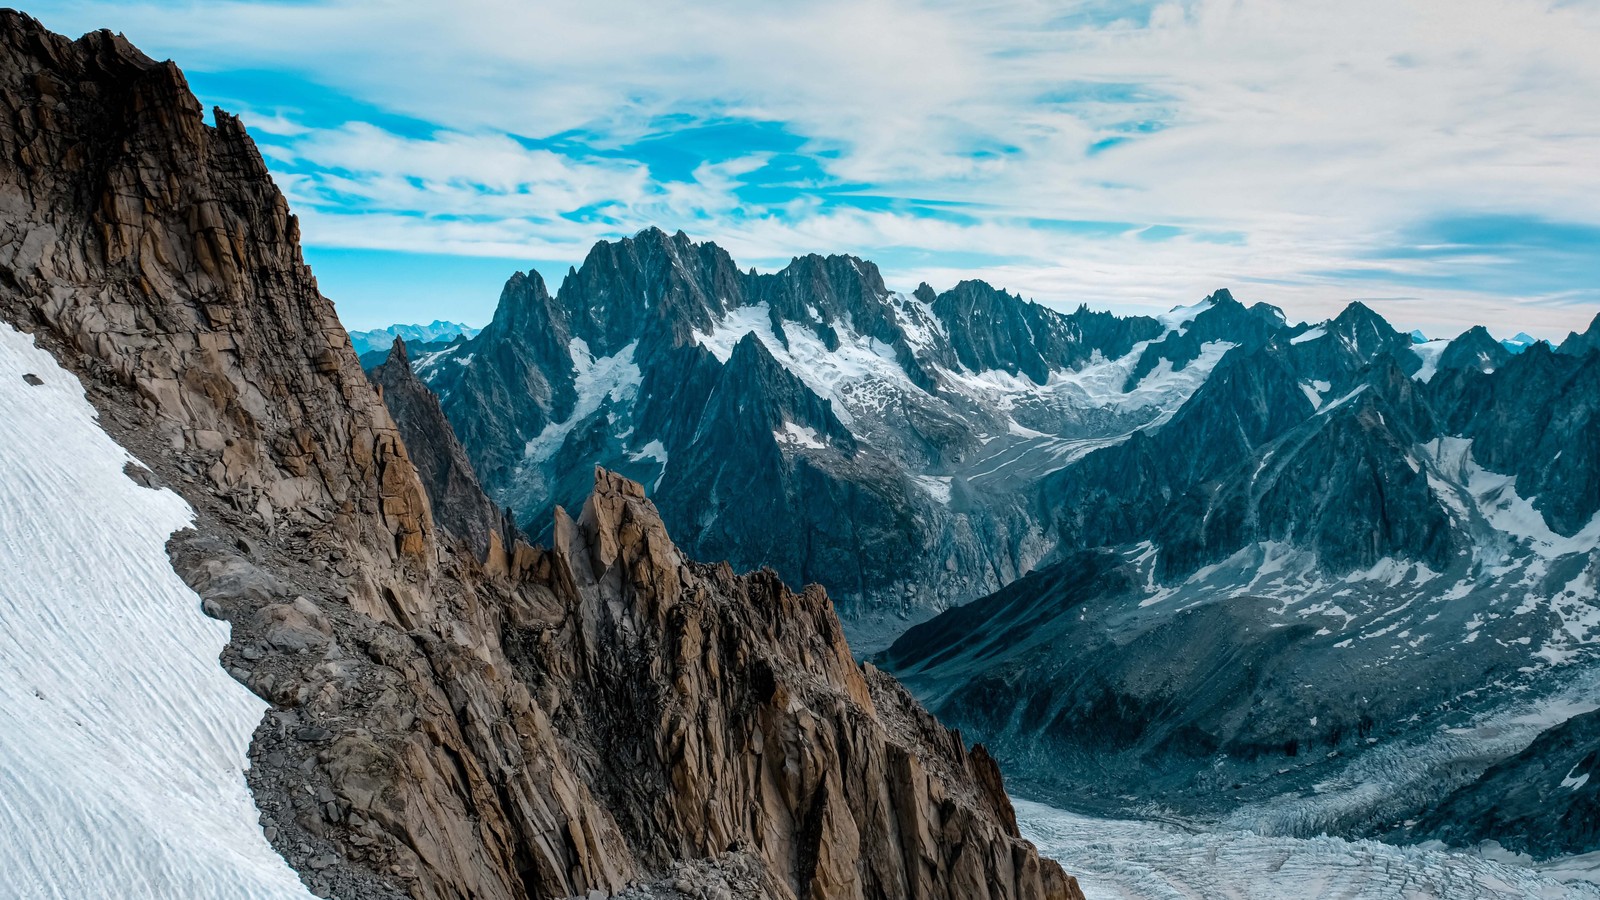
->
[367,337,514,565]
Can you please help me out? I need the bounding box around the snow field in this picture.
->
[0,323,312,899]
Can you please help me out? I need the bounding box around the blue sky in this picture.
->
[26,0,1600,338]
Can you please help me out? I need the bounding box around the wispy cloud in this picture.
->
[27,0,1600,336]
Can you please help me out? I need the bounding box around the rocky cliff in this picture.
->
[0,11,1077,899]
[368,336,512,564]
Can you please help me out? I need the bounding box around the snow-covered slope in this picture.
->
[0,324,310,899]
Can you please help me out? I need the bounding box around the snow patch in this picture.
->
[775,422,827,450]
[1411,339,1449,383]
[1157,299,1213,332]
[914,475,954,505]
[939,339,1235,432]
[522,339,641,465]
[0,323,313,898]
[1316,383,1369,416]
[626,439,669,491]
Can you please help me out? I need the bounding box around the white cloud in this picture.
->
[28,0,1600,336]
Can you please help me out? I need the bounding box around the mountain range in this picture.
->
[375,235,1255,645]
[349,320,478,360]
[362,226,1600,865]
[882,293,1600,859]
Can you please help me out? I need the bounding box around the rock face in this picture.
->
[368,337,511,563]
[1434,325,1510,377]
[1409,707,1600,857]
[1559,312,1600,357]
[0,12,1077,900]
[511,469,1079,900]
[0,9,433,604]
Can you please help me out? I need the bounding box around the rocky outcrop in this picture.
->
[0,12,1078,900]
[509,470,1079,900]
[368,337,512,564]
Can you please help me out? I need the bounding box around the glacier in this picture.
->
[1016,798,1600,899]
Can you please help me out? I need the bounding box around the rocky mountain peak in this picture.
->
[765,252,893,331]
[558,227,744,354]
[1194,291,1283,338]
[931,280,1089,384]
[383,334,412,368]
[368,337,512,565]
[1329,299,1405,349]
[1118,289,1276,390]
[1559,310,1600,357]
[484,268,557,337]
[1437,324,1512,376]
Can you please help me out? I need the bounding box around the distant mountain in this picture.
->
[1502,331,1543,354]
[358,336,457,370]
[348,319,479,357]
[389,229,1257,639]
[882,298,1600,858]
